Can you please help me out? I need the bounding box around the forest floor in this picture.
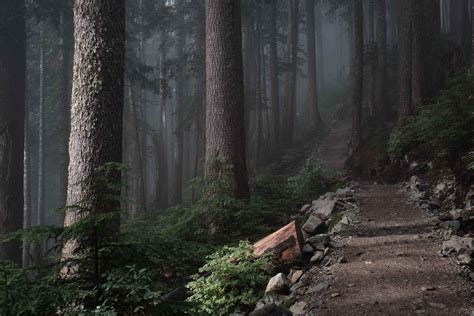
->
[299,120,473,315]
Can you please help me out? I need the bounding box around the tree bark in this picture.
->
[204,0,249,199]
[156,28,169,209]
[282,0,299,146]
[306,0,323,130]
[397,0,413,122]
[375,0,388,122]
[350,0,364,152]
[472,0,474,67]
[315,0,324,92]
[255,0,263,167]
[0,0,26,265]
[268,0,280,146]
[367,0,376,117]
[173,0,185,205]
[411,0,426,108]
[62,0,125,266]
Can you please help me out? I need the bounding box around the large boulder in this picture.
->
[265,273,290,295]
[442,236,473,255]
[302,215,325,235]
[306,234,330,251]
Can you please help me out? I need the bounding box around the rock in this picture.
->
[310,251,325,263]
[289,269,304,284]
[449,209,463,221]
[302,215,325,235]
[310,199,336,220]
[330,293,340,298]
[302,244,314,255]
[338,256,348,264]
[250,303,292,316]
[438,213,451,221]
[255,294,285,310]
[330,215,350,233]
[289,301,307,315]
[456,254,472,266]
[265,273,290,295]
[307,234,329,250]
[440,220,461,231]
[410,176,422,191]
[299,204,311,214]
[306,281,328,294]
[442,236,474,254]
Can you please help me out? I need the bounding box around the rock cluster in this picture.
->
[404,176,474,270]
[251,183,359,315]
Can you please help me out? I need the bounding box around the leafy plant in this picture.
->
[186,241,271,315]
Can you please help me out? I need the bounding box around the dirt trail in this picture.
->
[301,120,473,315]
[319,119,352,174]
[308,184,472,315]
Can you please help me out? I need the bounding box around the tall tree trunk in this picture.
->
[411,0,426,108]
[255,0,263,167]
[22,103,31,267]
[397,0,413,122]
[424,0,442,97]
[315,0,324,92]
[268,0,280,146]
[472,0,474,67]
[306,0,322,129]
[57,7,73,218]
[282,0,299,146]
[350,0,364,152]
[375,0,388,122]
[62,0,125,269]
[204,0,249,199]
[0,0,26,265]
[173,0,185,205]
[156,29,169,209]
[35,21,46,265]
[367,0,376,117]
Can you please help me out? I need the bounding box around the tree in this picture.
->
[62,0,125,264]
[306,0,323,129]
[0,0,26,265]
[397,0,413,122]
[350,0,363,152]
[267,0,280,146]
[204,0,249,199]
[173,0,186,205]
[471,0,474,67]
[374,0,387,122]
[367,0,376,117]
[282,0,299,146]
[411,0,425,108]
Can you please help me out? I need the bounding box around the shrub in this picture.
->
[388,74,474,162]
[186,241,271,315]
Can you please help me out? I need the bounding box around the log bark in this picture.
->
[253,221,304,264]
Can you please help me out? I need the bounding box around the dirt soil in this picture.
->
[305,183,473,315]
[297,120,473,315]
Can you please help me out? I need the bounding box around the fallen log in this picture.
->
[253,221,304,264]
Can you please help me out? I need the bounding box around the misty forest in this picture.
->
[0,0,473,314]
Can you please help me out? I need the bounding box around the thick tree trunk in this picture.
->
[282,0,299,146]
[397,0,413,122]
[173,0,185,205]
[375,0,387,122]
[204,0,249,199]
[350,0,364,153]
[62,0,125,267]
[57,7,73,218]
[22,104,31,267]
[472,0,474,67]
[306,0,322,129]
[411,0,426,108]
[268,0,280,146]
[0,0,25,265]
[424,0,442,97]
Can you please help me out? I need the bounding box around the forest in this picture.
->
[0,0,473,315]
